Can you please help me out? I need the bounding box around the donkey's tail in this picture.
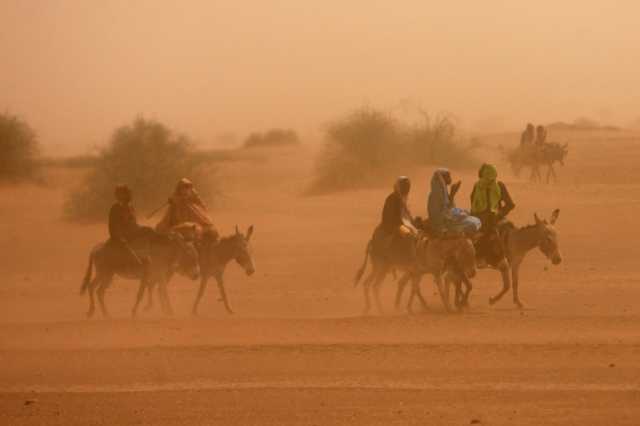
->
[80,250,94,295]
[354,240,372,287]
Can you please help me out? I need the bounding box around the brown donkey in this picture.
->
[192,225,255,315]
[447,209,562,308]
[355,235,476,314]
[395,236,477,313]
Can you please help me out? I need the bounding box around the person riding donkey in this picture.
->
[107,185,151,277]
[372,176,419,265]
[156,178,219,246]
[470,164,515,267]
[427,168,481,237]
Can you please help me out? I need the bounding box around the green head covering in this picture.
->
[471,164,502,214]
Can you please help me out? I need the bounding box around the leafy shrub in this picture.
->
[309,107,476,193]
[64,118,217,221]
[0,113,40,182]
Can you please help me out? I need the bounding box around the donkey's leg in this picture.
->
[144,281,156,312]
[549,165,557,183]
[215,274,234,315]
[131,278,148,318]
[411,275,429,313]
[460,275,473,309]
[192,275,209,316]
[511,259,524,308]
[158,278,174,316]
[436,274,453,313]
[96,276,113,318]
[362,270,376,315]
[86,276,100,318]
[489,261,512,306]
[372,267,389,315]
[395,272,412,312]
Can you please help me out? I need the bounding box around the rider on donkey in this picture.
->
[156,178,219,244]
[427,168,481,237]
[374,176,418,264]
[470,164,515,267]
[108,185,148,272]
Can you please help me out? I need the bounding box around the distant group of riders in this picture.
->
[510,123,569,183]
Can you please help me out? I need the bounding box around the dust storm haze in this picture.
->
[2,0,639,153]
[4,2,640,426]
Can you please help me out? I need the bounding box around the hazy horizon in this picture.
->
[2,0,639,154]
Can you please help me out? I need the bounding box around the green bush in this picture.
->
[64,118,217,221]
[243,128,300,149]
[309,108,476,193]
[0,113,40,182]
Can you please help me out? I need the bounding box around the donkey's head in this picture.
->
[168,231,201,280]
[533,209,562,265]
[230,225,255,276]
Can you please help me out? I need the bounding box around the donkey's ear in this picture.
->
[246,225,254,241]
[550,209,560,225]
[534,212,542,225]
[235,225,240,235]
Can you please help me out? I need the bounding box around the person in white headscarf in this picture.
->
[427,168,480,236]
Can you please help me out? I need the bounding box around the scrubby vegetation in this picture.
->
[64,118,218,221]
[243,128,300,149]
[308,107,476,193]
[548,118,621,132]
[0,113,40,182]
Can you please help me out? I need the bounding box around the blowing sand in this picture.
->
[2,131,640,425]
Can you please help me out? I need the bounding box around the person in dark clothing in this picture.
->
[520,123,535,146]
[375,176,417,263]
[108,185,144,270]
[470,164,516,267]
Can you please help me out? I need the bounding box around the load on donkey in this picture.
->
[507,124,569,183]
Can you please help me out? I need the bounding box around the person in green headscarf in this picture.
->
[470,163,515,230]
[470,164,516,267]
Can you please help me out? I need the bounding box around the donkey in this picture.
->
[80,229,200,318]
[354,233,475,315]
[508,143,568,183]
[394,236,477,313]
[446,209,562,309]
[191,225,255,316]
[539,142,569,183]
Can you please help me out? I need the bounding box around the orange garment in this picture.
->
[156,189,214,233]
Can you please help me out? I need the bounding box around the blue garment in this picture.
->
[428,169,481,235]
[427,168,451,232]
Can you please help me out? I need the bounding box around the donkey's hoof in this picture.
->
[86,310,94,319]
[514,301,524,309]
[489,297,497,306]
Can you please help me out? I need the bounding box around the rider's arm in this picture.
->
[498,181,515,218]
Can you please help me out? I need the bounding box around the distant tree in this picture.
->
[243,128,300,149]
[308,107,475,194]
[65,117,217,221]
[0,113,40,182]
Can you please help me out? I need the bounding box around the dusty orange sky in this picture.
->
[1,0,638,154]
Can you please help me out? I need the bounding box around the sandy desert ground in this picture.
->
[2,130,640,425]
